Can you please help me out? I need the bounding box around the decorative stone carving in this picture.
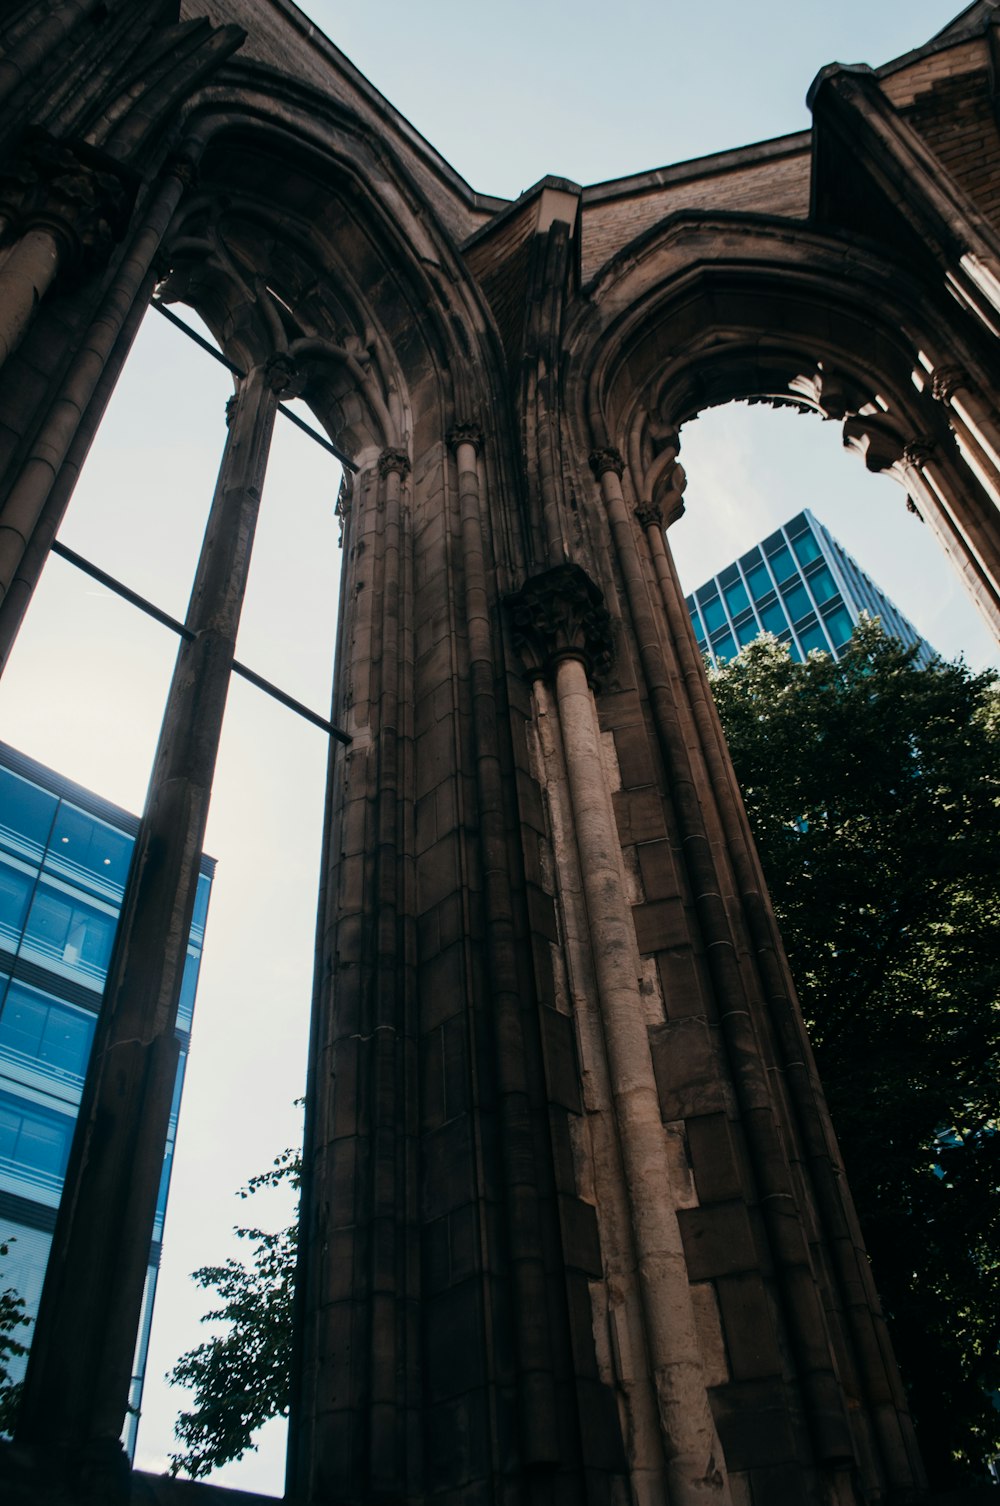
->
[264,351,305,398]
[635,502,664,530]
[588,446,625,480]
[378,447,411,477]
[901,437,937,468]
[447,422,483,455]
[505,562,614,682]
[931,364,967,403]
[335,472,353,546]
[0,128,136,283]
[163,153,200,191]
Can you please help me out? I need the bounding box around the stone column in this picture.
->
[591,448,859,1483]
[368,444,410,1495]
[635,498,925,1495]
[451,423,561,1466]
[0,130,134,369]
[15,354,295,1484]
[507,561,732,1506]
[0,153,193,667]
[932,362,1000,483]
[899,434,1000,638]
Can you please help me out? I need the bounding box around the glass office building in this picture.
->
[0,742,213,1454]
[685,508,935,669]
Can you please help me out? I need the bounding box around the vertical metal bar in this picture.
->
[16,358,285,1471]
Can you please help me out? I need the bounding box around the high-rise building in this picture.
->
[0,743,213,1455]
[685,508,935,669]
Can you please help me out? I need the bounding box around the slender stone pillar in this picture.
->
[0,153,193,664]
[15,354,294,1482]
[933,363,1000,480]
[0,130,134,369]
[898,435,1000,638]
[368,444,410,1495]
[636,499,926,1495]
[590,448,859,1483]
[451,424,561,1466]
[507,562,732,1506]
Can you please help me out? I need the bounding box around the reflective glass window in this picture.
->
[786,512,809,538]
[46,805,133,896]
[807,563,838,605]
[712,631,736,662]
[698,592,727,635]
[744,562,772,600]
[0,1090,73,1188]
[176,949,201,1033]
[791,529,822,566]
[192,874,211,933]
[689,607,704,643]
[736,617,760,647]
[797,621,831,656]
[0,982,95,1080]
[22,883,117,984]
[766,544,796,584]
[723,579,750,618]
[759,598,788,635]
[782,582,812,624]
[0,770,57,859]
[0,861,33,951]
[824,604,854,648]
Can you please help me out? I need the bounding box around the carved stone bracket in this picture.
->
[163,153,200,192]
[505,562,614,684]
[0,128,137,283]
[588,446,625,480]
[265,351,305,399]
[635,502,664,531]
[901,436,937,468]
[378,447,411,478]
[447,422,483,455]
[931,365,968,403]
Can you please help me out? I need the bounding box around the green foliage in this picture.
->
[709,620,1000,1487]
[0,1238,31,1435]
[167,1147,299,1479]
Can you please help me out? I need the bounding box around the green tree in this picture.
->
[709,619,1000,1487]
[0,1237,31,1435]
[167,1148,298,1479]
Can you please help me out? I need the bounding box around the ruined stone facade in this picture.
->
[1,3,999,1503]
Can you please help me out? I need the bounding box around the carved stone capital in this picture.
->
[902,436,937,468]
[163,153,199,190]
[447,422,483,455]
[588,446,625,480]
[505,563,614,684]
[378,447,411,478]
[931,365,968,403]
[635,501,664,531]
[0,129,136,282]
[264,351,305,398]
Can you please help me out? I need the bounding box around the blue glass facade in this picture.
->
[685,509,935,668]
[0,742,213,1455]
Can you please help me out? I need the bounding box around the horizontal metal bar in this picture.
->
[151,300,359,472]
[275,397,358,471]
[51,540,351,745]
[53,539,194,640]
[153,300,244,377]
